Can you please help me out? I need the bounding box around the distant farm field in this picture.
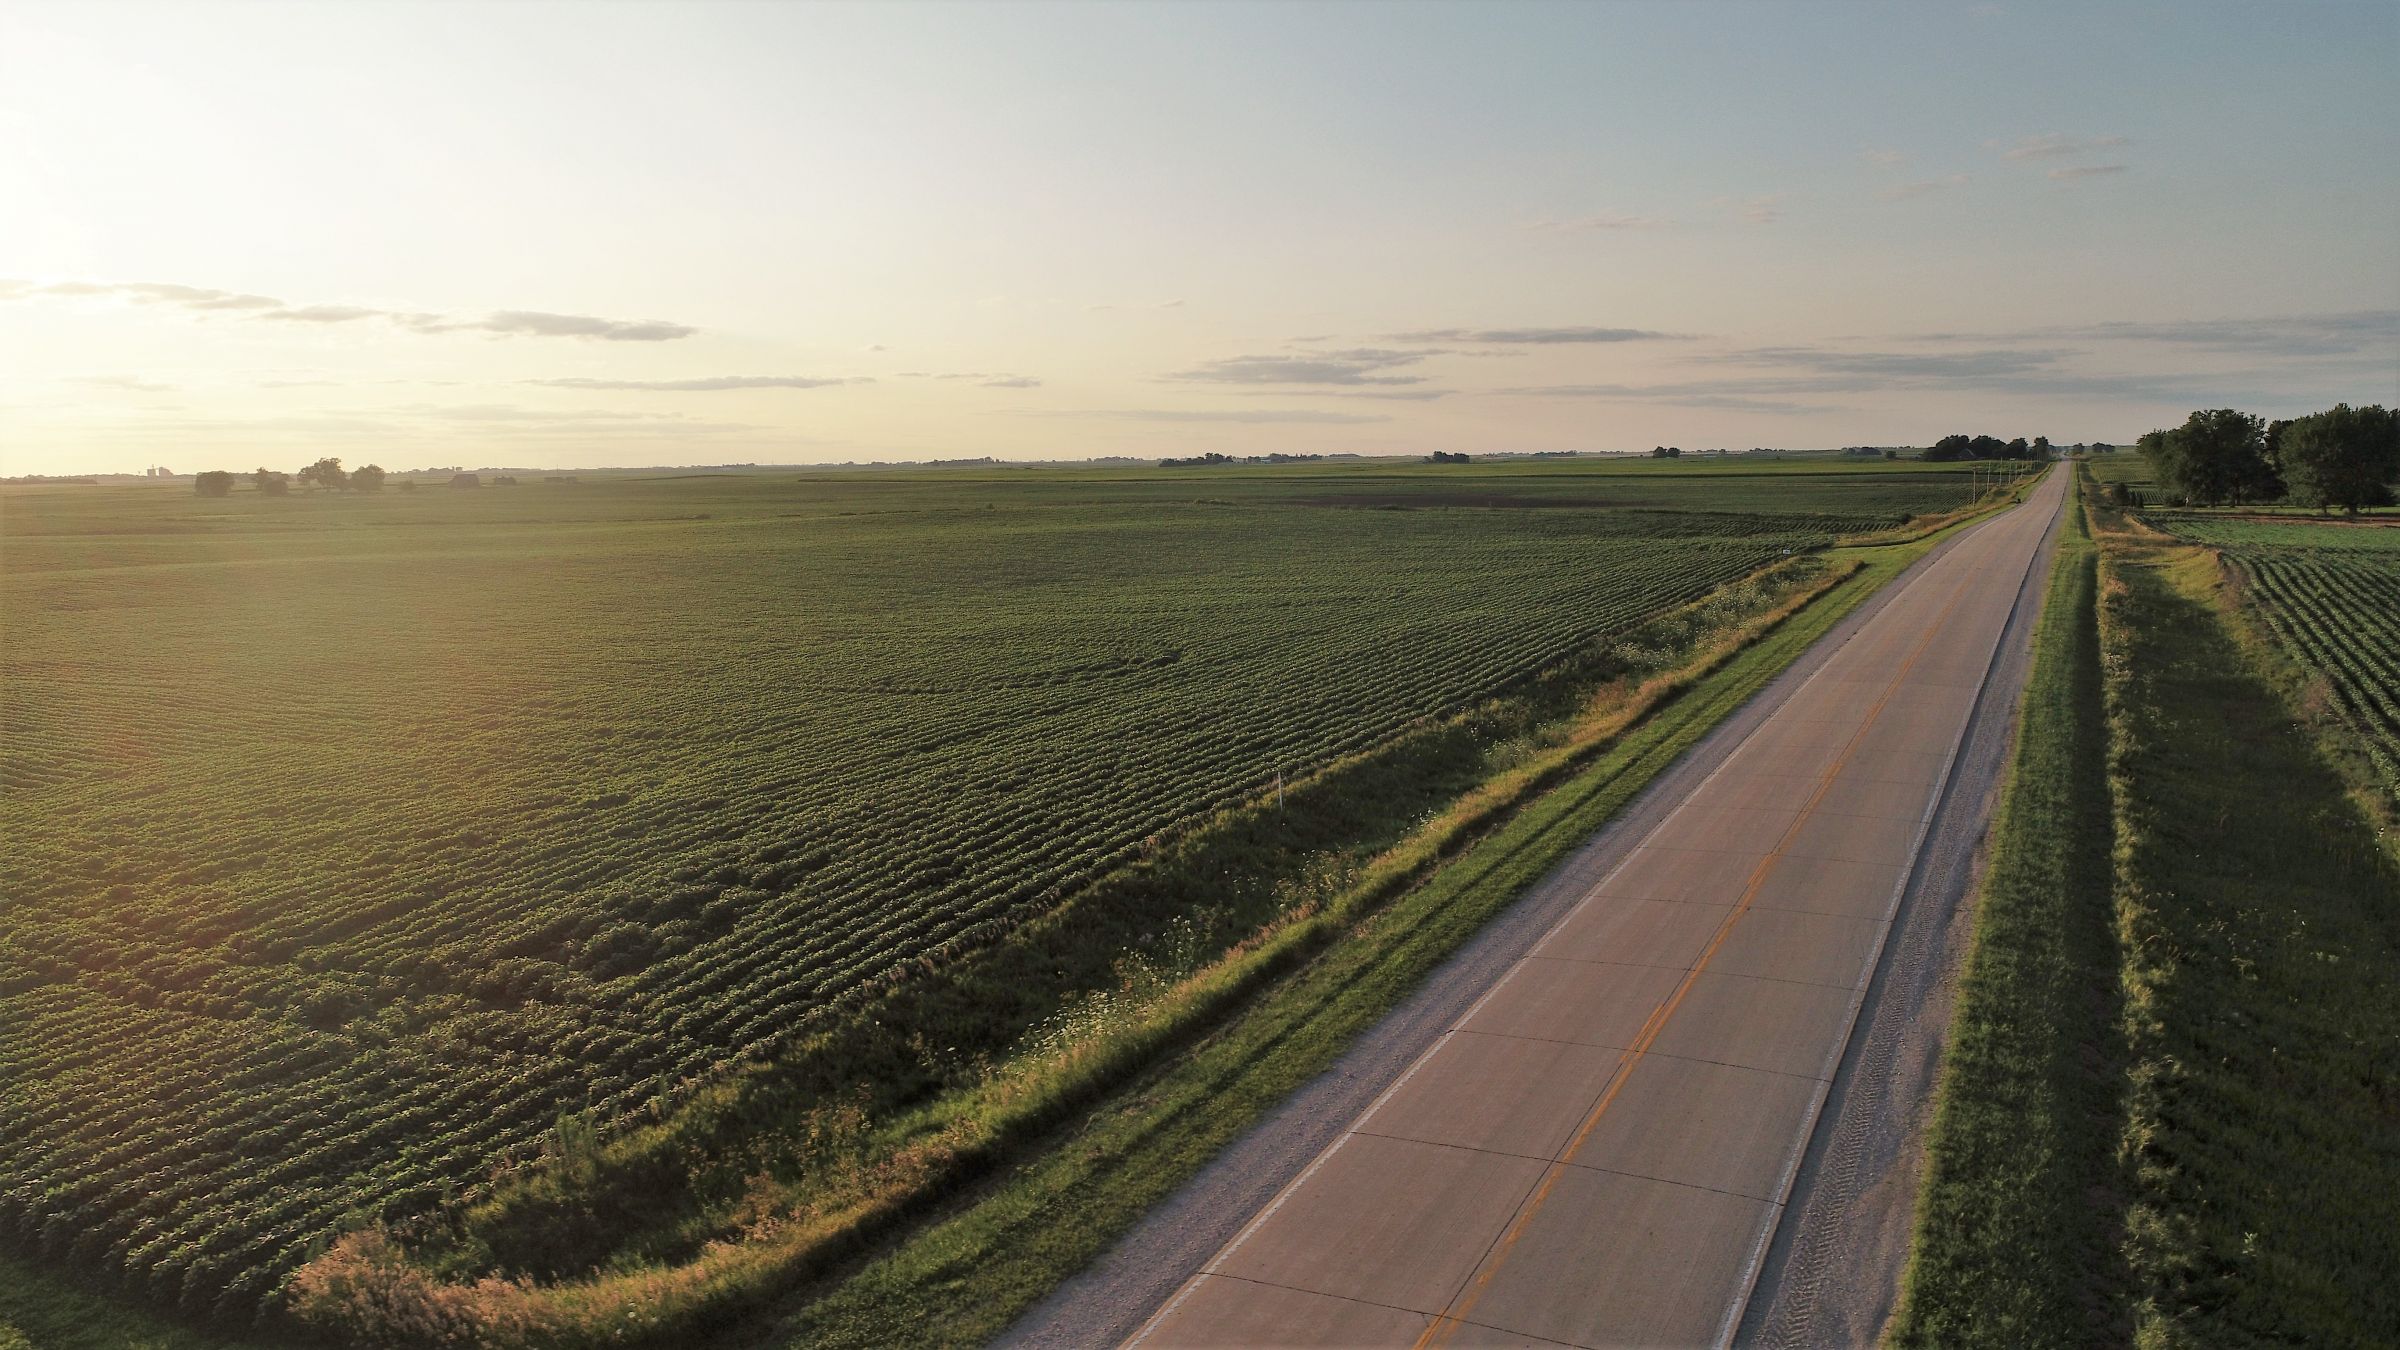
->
[0,459,1974,1317]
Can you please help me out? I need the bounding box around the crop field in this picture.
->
[2095,537,2400,1346]
[0,459,1974,1318]
[2156,517,2400,803]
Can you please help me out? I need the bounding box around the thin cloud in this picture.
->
[1710,194,1784,225]
[119,282,282,310]
[896,371,1042,388]
[1714,345,2070,380]
[1878,174,1970,202]
[1862,148,1908,168]
[397,403,759,434]
[1230,388,1451,402]
[405,403,685,422]
[1499,381,1831,415]
[1932,309,2400,358]
[528,375,870,392]
[1991,132,2129,161]
[1390,326,1683,345]
[259,304,383,324]
[1029,408,1389,424]
[1164,350,1434,386]
[2048,164,2128,181]
[3,277,698,341]
[470,311,696,341]
[1699,344,2252,403]
[1527,211,1675,231]
[69,374,177,392]
[1158,299,1186,309]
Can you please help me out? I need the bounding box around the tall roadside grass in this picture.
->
[1890,469,2127,1345]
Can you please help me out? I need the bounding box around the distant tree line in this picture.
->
[194,457,390,497]
[1156,451,1335,467]
[1651,445,1684,458]
[2138,404,2398,514]
[1924,434,2055,462]
[1427,451,1472,464]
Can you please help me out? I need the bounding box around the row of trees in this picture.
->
[194,458,388,497]
[2138,405,2399,514]
[1924,434,2056,462]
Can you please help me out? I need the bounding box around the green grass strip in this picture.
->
[1889,473,2128,1346]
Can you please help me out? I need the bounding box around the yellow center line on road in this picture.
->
[1413,551,1986,1350]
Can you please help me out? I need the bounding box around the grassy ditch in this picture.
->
[1889,471,2126,1345]
[1892,465,2400,1347]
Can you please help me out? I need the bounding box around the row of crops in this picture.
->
[0,468,1968,1314]
[2188,522,2400,805]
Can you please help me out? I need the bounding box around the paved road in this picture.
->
[1127,468,2067,1349]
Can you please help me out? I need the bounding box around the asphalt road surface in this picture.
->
[1121,467,2069,1349]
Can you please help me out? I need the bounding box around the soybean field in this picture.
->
[2165,516,2400,805]
[1,459,1970,1317]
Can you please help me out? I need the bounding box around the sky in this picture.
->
[2,0,2395,475]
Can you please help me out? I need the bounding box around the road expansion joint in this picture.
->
[1511,951,1865,992]
[1185,1271,1445,1320]
[1541,1156,1788,1204]
[1338,1130,1572,1169]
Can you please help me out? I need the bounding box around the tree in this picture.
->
[2276,404,2399,515]
[194,470,235,497]
[2146,409,2278,506]
[253,467,290,496]
[2032,436,2052,459]
[300,457,347,491]
[351,464,388,492]
[2006,437,2031,460]
[2263,418,2293,474]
